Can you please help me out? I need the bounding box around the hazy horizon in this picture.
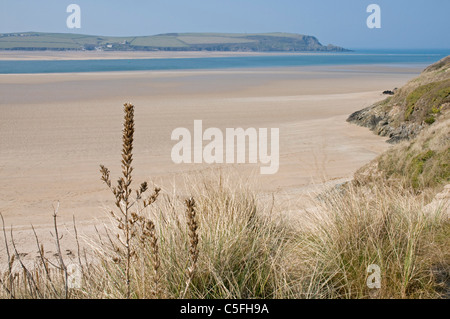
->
[1,0,449,50]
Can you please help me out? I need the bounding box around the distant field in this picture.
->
[0,32,348,52]
[130,36,188,48]
[177,36,256,45]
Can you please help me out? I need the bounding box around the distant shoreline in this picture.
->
[0,51,442,75]
[0,50,350,61]
[0,32,348,53]
[0,64,427,79]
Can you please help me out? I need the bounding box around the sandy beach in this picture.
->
[0,63,423,264]
[0,50,337,61]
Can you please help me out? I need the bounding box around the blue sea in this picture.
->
[0,49,448,74]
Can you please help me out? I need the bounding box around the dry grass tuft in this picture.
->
[292,181,449,298]
[355,111,449,195]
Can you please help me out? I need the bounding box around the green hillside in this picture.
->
[348,55,450,143]
[0,32,348,52]
[349,56,450,191]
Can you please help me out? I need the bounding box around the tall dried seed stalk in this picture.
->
[100,103,160,299]
[140,219,161,297]
[182,197,199,298]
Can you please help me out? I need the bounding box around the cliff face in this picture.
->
[347,56,450,143]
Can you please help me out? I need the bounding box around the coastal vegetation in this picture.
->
[349,56,449,193]
[347,56,450,143]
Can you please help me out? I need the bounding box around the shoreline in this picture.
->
[0,63,427,78]
[0,51,437,76]
[1,49,447,62]
[0,50,354,61]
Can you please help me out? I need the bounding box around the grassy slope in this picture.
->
[348,56,450,143]
[352,56,450,193]
[383,56,450,125]
[355,112,449,193]
[0,32,347,51]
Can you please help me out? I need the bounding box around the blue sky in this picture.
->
[1,0,449,49]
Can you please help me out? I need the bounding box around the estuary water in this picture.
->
[0,49,448,74]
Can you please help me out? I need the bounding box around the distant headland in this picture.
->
[0,32,349,52]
